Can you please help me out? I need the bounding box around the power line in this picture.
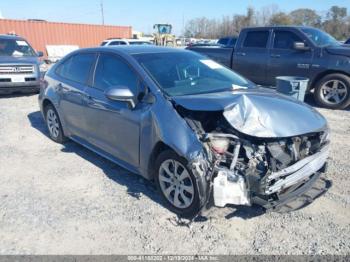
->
[100,0,105,25]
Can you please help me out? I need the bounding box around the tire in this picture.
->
[314,73,350,109]
[154,150,201,218]
[44,104,67,143]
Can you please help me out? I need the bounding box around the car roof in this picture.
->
[78,46,186,55]
[242,26,315,31]
[0,34,25,40]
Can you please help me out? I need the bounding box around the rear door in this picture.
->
[232,29,270,85]
[55,53,96,139]
[267,29,313,85]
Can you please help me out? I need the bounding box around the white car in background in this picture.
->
[101,38,153,46]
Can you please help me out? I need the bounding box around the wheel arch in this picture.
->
[310,70,350,90]
[41,98,69,137]
[147,141,174,179]
[42,98,54,113]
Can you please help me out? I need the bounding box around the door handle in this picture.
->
[83,94,93,103]
[236,52,246,56]
[56,83,69,92]
[270,54,281,58]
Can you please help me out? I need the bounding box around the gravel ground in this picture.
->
[0,93,349,255]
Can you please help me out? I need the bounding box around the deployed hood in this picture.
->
[325,45,350,57]
[172,89,327,138]
[0,56,40,65]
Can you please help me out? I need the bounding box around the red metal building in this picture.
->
[0,19,132,56]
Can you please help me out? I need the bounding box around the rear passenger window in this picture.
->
[109,41,121,46]
[109,41,127,45]
[273,31,303,49]
[57,53,95,84]
[243,31,269,48]
[228,38,237,47]
[218,38,229,46]
[94,54,138,94]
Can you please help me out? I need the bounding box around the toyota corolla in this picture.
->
[39,46,330,218]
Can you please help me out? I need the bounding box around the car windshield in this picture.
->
[133,51,251,96]
[0,38,37,57]
[301,28,340,47]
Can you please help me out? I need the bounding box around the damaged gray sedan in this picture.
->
[39,46,330,218]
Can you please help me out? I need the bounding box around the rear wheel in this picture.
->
[44,104,67,143]
[314,74,350,109]
[155,150,201,218]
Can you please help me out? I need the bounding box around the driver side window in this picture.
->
[93,54,139,94]
[273,31,304,50]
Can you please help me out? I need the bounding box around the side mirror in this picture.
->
[293,42,310,51]
[37,51,44,57]
[105,86,136,108]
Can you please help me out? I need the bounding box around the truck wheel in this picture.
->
[44,104,67,143]
[314,74,350,109]
[155,150,201,218]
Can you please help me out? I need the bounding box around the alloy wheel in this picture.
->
[46,109,60,138]
[158,159,194,209]
[320,80,348,105]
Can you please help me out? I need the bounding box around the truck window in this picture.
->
[218,38,229,46]
[228,38,237,47]
[243,31,269,48]
[273,31,303,49]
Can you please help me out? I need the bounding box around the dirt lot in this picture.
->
[0,93,349,255]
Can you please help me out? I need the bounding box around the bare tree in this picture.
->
[323,6,349,39]
[255,4,279,26]
[184,5,350,40]
[290,9,321,27]
[269,12,293,26]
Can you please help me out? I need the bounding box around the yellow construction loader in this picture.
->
[153,24,176,46]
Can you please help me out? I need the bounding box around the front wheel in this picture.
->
[314,74,350,109]
[155,150,201,218]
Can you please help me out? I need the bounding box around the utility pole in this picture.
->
[100,0,105,25]
[182,13,185,36]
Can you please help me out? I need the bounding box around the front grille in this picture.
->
[0,65,34,74]
[25,77,37,81]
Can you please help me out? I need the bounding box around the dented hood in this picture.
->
[172,89,327,138]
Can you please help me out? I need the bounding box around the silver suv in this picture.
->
[0,34,43,94]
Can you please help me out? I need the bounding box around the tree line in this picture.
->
[184,5,350,40]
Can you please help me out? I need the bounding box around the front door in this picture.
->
[267,30,313,85]
[84,53,143,167]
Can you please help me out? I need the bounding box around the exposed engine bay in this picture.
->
[177,106,330,211]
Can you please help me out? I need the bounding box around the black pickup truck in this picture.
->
[187,26,350,109]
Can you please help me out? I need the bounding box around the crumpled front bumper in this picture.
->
[265,143,330,194]
[212,143,330,212]
[254,143,331,212]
